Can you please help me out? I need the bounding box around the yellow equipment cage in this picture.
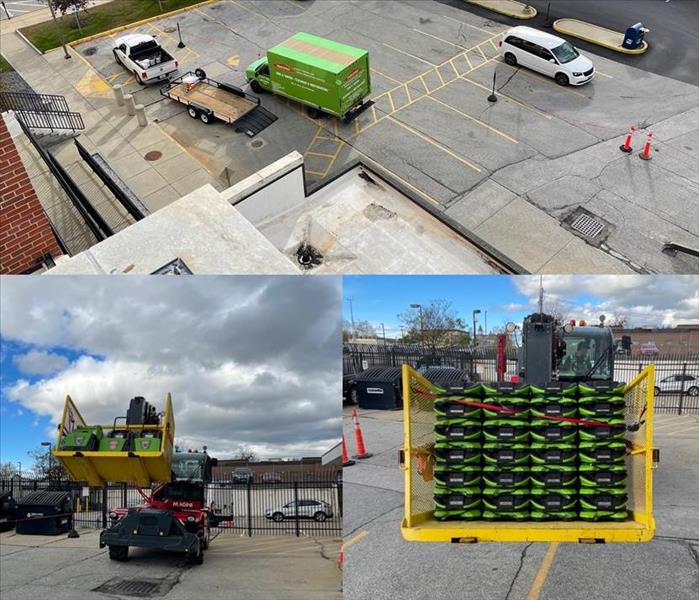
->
[52,394,175,487]
[400,365,655,543]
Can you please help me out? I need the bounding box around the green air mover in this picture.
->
[434,465,481,488]
[99,432,129,452]
[578,396,625,418]
[530,443,577,465]
[434,396,482,420]
[483,443,529,466]
[579,487,628,520]
[530,396,577,418]
[482,396,529,420]
[578,417,626,442]
[578,464,627,487]
[530,488,578,520]
[482,420,529,443]
[482,466,529,488]
[433,486,481,520]
[60,426,103,451]
[435,419,481,442]
[482,488,529,519]
[132,433,161,452]
[530,465,578,488]
[578,441,626,464]
[530,419,577,443]
[480,383,498,397]
[434,442,481,465]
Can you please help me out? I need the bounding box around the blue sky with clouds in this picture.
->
[343,275,699,338]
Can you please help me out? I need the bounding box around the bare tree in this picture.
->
[342,319,377,341]
[398,299,469,349]
[0,462,18,478]
[233,446,258,462]
[608,313,629,328]
[27,446,67,480]
[543,297,569,323]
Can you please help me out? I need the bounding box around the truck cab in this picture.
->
[245,57,272,94]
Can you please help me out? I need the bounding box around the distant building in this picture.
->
[611,324,699,354]
[212,454,341,481]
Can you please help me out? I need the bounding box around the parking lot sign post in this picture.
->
[488,72,497,103]
[177,22,185,49]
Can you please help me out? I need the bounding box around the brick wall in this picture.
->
[0,114,63,273]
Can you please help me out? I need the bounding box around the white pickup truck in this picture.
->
[112,34,178,85]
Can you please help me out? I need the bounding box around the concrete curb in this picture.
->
[465,0,537,20]
[553,19,649,55]
[14,28,43,56]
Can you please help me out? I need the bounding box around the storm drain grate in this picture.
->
[570,212,605,239]
[93,577,175,598]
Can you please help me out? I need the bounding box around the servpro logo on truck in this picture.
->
[274,63,294,73]
[344,67,362,83]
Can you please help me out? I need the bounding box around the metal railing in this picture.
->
[1,472,342,537]
[0,92,85,132]
[344,344,699,414]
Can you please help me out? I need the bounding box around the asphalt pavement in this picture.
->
[440,0,699,86]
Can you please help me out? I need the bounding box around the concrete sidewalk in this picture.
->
[0,14,218,216]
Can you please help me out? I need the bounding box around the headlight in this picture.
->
[186,516,195,522]
[572,72,583,77]
[109,511,117,519]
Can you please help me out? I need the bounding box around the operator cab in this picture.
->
[559,325,614,381]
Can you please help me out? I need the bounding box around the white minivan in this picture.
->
[499,26,594,86]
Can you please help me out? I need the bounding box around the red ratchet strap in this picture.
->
[450,398,613,427]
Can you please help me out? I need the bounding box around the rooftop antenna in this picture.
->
[538,275,544,315]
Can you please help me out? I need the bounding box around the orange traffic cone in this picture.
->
[337,549,344,569]
[342,434,355,467]
[351,408,373,459]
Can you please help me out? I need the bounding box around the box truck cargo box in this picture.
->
[246,32,371,120]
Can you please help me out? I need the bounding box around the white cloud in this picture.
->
[13,350,69,375]
[1,277,342,459]
[512,276,699,327]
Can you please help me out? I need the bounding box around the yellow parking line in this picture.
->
[490,38,500,51]
[371,68,403,85]
[412,28,468,50]
[447,59,460,79]
[342,530,368,551]
[306,151,336,159]
[387,91,396,113]
[405,83,412,103]
[526,542,559,600]
[354,119,360,135]
[419,75,430,94]
[477,45,488,62]
[460,76,553,120]
[304,169,326,177]
[383,43,437,67]
[434,67,446,86]
[387,116,482,172]
[425,96,519,144]
[463,52,474,70]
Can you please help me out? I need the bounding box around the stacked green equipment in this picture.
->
[577,382,628,520]
[245,32,371,120]
[433,384,482,520]
[527,383,578,520]
[60,426,103,451]
[481,383,531,520]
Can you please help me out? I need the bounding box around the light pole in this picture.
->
[346,297,356,340]
[41,441,53,484]
[46,1,71,60]
[410,304,424,348]
[472,309,481,346]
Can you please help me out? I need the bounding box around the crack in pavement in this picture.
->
[504,542,533,600]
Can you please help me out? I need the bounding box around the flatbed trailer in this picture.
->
[160,70,260,127]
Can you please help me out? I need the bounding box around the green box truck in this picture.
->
[246,32,371,121]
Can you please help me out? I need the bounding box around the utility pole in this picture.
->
[538,274,544,315]
[410,304,424,349]
[472,309,481,347]
[485,310,488,336]
[347,297,356,340]
[381,323,386,345]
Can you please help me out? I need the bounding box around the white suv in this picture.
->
[499,26,594,86]
[265,500,333,522]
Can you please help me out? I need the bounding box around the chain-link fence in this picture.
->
[344,344,699,414]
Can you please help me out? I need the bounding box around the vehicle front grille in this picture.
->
[584,68,594,76]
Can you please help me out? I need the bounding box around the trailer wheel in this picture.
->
[250,80,263,93]
[194,68,207,80]
[187,106,199,119]
[199,111,214,125]
[108,545,128,561]
[306,107,321,119]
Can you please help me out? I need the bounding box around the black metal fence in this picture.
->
[344,344,699,414]
[1,472,341,537]
[0,91,85,132]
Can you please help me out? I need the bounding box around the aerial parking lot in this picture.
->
[65,0,698,274]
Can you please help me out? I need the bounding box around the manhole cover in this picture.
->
[83,47,97,56]
[248,138,266,149]
[570,213,605,239]
[144,150,163,161]
[163,26,177,33]
[93,577,175,598]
